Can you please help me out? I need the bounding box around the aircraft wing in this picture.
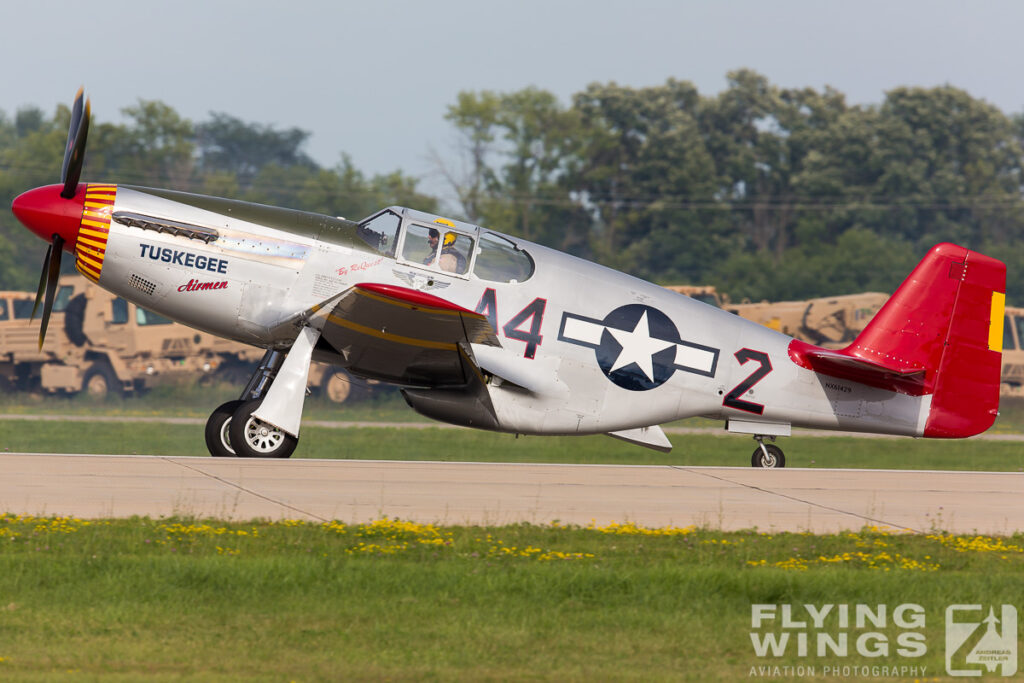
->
[311,283,499,387]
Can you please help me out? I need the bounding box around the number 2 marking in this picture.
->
[723,349,772,414]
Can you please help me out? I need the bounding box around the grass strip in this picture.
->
[2,419,1023,471]
[0,515,1019,680]
[4,388,1024,432]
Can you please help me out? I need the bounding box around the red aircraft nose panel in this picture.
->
[75,184,117,282]
[11,183,85,248]
[10,183,118,283]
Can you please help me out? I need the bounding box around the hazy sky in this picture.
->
[3,0,1023,197]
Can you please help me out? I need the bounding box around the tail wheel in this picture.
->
[751,444,785,468]
[204,400,243,457]
[228,399,298,459]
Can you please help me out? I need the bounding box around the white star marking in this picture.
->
[606,311,675,381]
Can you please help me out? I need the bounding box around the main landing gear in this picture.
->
[206,350,296,458]
[751,435,785,468]
[205,327,320,458]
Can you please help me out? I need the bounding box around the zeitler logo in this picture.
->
[946,605,1017,677]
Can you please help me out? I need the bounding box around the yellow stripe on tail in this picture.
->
[989,291,1006,352]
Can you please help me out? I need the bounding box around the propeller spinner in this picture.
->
[11,88,91,348]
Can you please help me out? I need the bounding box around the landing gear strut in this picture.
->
[203,326,321,459]
[204,349,297,458]
[751,435,785,468]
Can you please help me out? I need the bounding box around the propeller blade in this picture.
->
[37,235,65,349]
[30,241,53,321]
[60,88,90,199]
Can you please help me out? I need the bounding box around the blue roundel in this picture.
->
[596,304,680,391]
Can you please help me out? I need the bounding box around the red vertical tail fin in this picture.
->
[789,243,1005,437]
[855,243,1005,437]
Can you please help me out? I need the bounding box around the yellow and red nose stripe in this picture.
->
[75,184,117,283]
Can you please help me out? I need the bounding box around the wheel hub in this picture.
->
[244,417,286,453]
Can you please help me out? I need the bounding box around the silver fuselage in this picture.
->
[97,186,930,437]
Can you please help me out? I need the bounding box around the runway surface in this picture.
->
[0,453,1021,533]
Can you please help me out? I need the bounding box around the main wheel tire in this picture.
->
[228,399,298,459]
[204,400,244,457]
[751,444,785,468]
[82,363,120,398]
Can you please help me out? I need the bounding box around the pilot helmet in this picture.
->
[443,232,458,247]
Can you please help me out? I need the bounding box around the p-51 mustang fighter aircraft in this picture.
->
[10,91,1006,466]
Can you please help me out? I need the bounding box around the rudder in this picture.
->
[846,243,1005,437]
[923,246,1005,436]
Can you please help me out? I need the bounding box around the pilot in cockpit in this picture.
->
[423,228,440,265]
[439,232,467,274]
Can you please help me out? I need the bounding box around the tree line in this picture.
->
[4,70,1024,303]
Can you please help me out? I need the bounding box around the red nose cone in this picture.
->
[11,183,85,251]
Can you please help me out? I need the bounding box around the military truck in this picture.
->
[664,285,888,349]
[0,284,78,393]
[662,285,725,308]
[724,293,890,349]
[999,306,1024,396]
[0,276,368,402]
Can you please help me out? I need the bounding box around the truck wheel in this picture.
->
[82,363,120,398]
[228,400,298,459]
[321,368,363,404]
[64,294,88,347]
[204,400,243,457]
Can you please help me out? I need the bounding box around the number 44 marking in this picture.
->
[475,288,547,359]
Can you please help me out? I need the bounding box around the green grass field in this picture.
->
[0,514,1020,680]
[2,384,1024,471]
[2,418,1023,471]
[6,382,1024,431]
[0,381,421,423]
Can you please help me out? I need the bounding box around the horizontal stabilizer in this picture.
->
[606,425,673,453]
[788,341,927,395]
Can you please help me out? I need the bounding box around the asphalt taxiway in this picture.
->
[0,453,1020,533]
